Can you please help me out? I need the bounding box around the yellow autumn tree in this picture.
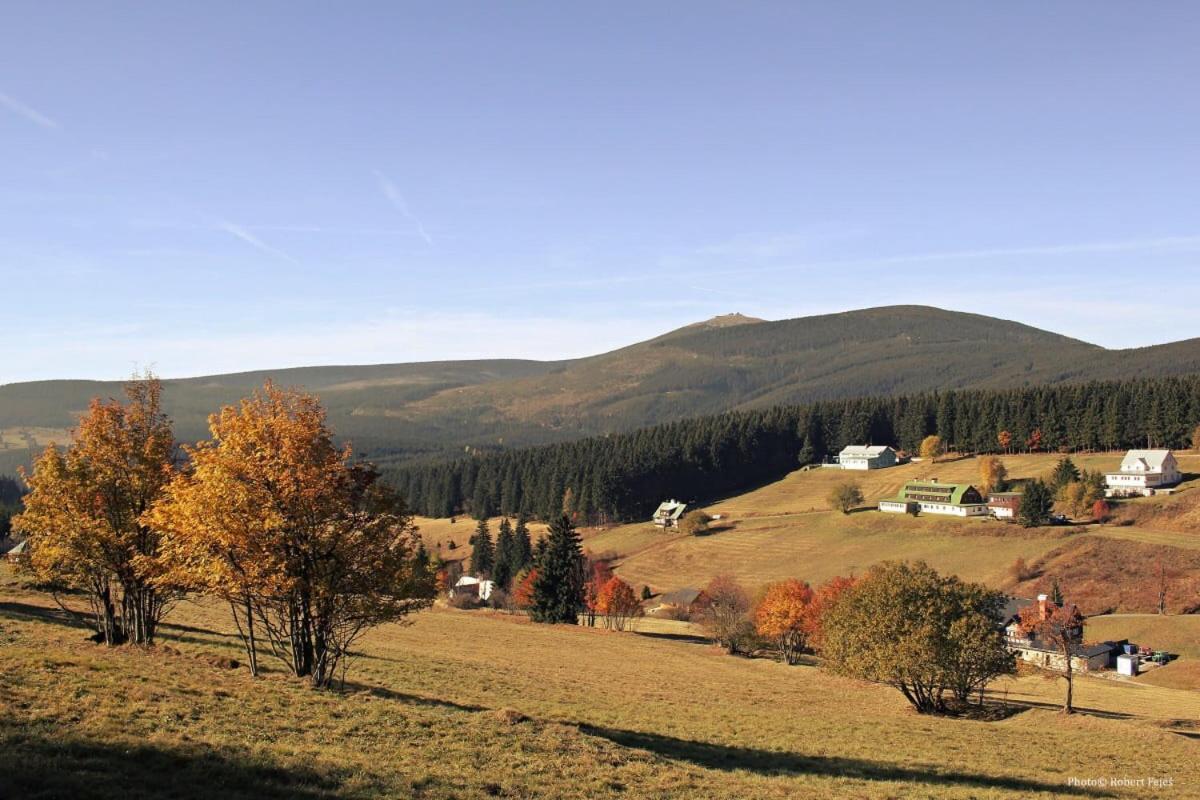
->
[14,375,177,645]
[977,456,1008,495]
[147,383,435,686]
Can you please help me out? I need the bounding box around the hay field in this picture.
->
[1,566,1198,799]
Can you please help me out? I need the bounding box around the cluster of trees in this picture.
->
[389,376,1200,523]
[467,516,534,597]
[688,562,1017,715]
[1015,456,1108,527]
[13,377,436,688]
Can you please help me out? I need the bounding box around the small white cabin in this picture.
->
[452,575,495,601]
[837,445,898,471]
[653,500,688,528]
[1105,450,1180,497]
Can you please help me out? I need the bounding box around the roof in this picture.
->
[1118,450,1175,473]
[839,445,894,458]
[658,587,704,606]
[1000,596,1037,624]
[1016,639,1119,659]
[1,538,25,556]
[884,480,984,506]
[653,500,687,520]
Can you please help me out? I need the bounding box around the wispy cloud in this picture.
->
[216,220,298,264]
[373,170,433,246]
[0,91,60,130]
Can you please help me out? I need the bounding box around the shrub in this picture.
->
[678,510,712,536]
[828,482,864,514]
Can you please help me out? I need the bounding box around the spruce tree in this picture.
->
[530,515,585,624]
[493,517,515,589]
[512,514,533,577]
[470,517,494,577]
[1018,480,1054,528]
[1049,457,1080,492]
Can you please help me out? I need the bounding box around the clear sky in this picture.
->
[3,2,1199,383]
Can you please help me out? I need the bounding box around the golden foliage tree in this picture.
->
[822,562,1013,714]
[919,435,945,461]
[977,456,1008,495]
[754,579,815,665]
[14,376,177,646]
[147,383,435,686]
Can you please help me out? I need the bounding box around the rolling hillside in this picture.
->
[7,305,1200,475]
[573,451,1200,616]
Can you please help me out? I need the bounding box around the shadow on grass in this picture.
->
[0,600,88,629]
[579,725,1113,796]
[980,692,1136,721]
[0,718,351,800]
[631,630,710,645]
[337,682,487,713]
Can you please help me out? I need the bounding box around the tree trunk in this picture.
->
[246,596,258,676]
[1062,647,1074,714]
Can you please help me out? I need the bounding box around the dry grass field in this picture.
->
[2,564,1198,799]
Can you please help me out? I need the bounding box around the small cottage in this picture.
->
[987,492,1022,519]
[649,587,709,617]
[451,575,496,602]
[836,445,898,471]
[653,500,688,528]
[1003,594,1117,672]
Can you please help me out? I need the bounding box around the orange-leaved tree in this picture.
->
[595,575,642,631]
[1017,598,1085,713]
[754,579,815,664]
[997,430,1013,454]
[583,559,614,627]
[512,567,538,610]
[15,375,177,646]
[147,383,435,686]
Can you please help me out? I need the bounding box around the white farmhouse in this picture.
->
[1105,450,1181,497]
[452,575,496,601]
[836,445,898,471]
[878,480,988,517]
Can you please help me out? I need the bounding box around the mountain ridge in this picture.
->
[4,305,1200,474]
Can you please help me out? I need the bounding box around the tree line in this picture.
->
[387,375,1200,522]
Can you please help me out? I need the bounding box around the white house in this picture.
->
[452,575,496,601]
[836,445,898,471]
[653,500,688,528]
[878,480,988,517]
[1105,450,1181,497]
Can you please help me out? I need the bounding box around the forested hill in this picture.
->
[388,375,1200,522]
[6,305,1200,475]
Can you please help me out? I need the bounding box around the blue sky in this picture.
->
[3,2,1199,382]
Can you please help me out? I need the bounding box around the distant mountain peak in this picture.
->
[676,313,766,332]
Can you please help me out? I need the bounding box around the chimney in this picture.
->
[1037,593,1050,620]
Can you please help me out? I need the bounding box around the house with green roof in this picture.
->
[878,479,988,517]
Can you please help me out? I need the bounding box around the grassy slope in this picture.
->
[573,452,1200,624]
[2,567,1198,800]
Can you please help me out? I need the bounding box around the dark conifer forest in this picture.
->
[387,376,1200,523]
